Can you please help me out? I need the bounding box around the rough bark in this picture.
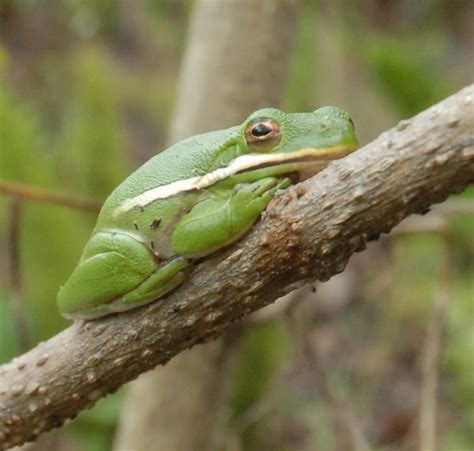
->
[0,85,473,449]
[114,1,302,450]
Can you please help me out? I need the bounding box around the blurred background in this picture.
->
[0,1,472,450]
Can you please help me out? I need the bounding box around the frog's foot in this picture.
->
[171,176,290,257]
[108,257,190,314]
[58,232,190,320]
[236,176,290,204]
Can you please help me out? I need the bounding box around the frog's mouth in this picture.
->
[113,144,356,217]
[238,144,356,172]
[236,144,357,182]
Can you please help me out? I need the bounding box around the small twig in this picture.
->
[7,196,30,352]
[246,288,306,326]
[392,215,447,234]
[431,198,474,216]
[0,180,102,212]
[393,198,473,235]
[419,231,452,451]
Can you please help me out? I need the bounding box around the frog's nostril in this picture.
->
[349,117,355,130]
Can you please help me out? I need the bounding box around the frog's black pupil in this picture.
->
[252,123,272,137]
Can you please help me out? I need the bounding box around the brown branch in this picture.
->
[0,85,473,449]
[0,180,102,212]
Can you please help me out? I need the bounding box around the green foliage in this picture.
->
[232,322,289,416]
[0,87,53,184]
[56,49,130,198]
[230,321,290,448]
[65,0,120,36]
[285,3,318,112]
[366,35,451,115]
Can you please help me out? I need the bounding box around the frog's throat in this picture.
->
[113,144,355,217]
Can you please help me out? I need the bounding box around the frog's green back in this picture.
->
[98,126,239,216]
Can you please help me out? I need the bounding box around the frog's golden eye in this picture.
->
[245,118,281,151]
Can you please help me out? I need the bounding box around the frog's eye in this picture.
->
[245,118,281,151]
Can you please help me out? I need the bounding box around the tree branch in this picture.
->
[0,85,473,449]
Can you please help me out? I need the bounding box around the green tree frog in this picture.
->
[58,107,357,319]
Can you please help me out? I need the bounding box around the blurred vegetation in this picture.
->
[0,0,472,450]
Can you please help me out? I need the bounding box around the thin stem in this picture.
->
[284,303,370,451]
[7,196,30,352]
[419,232,452,451]
[0,180,102,212]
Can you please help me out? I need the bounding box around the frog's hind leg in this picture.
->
[57,232,190,319]
[110,257,190,313]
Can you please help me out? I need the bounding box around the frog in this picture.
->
[57,106,357,319]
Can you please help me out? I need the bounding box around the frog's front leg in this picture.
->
[171,177,290,257]
[57,232,190,319]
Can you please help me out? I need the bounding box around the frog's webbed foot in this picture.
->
[57,232,190,319]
